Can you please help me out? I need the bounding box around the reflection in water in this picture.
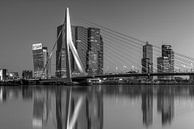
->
[33,88,50,128]
[22,87,33,100]
[56,87,63,129]
[0,87,20,102]
[141,86,175,127]
[55,87,103,129]
[157,87,174,125]
[141,87,153,127]
[1,85,194,129]
[0,87,7,102]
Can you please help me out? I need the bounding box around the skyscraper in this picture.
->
[157,45,174,80]
[56,25,88,77]
[56,25,104,77]
[162,45,174,73]
[72,26,88,74]
[157,57,170,73]
[141,42,153,73]
[0,69,6,81]
[32,43,49,79]
[43,47,49,78]
[87,28,103,75]
[56,25,66,78]
[32,43,44,79]
[43,47,51,78]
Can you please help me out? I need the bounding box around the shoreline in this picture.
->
[1,79,194,86]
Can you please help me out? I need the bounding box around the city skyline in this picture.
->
[0,0,194,75]
[0,86,185,128]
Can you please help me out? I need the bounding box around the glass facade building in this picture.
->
[56,25,89,77]
[157,45,174,80]
[141,42,153,73]
[0,69,7,81]
[43,47,50,78]
[87,28,103,75]
[32,43,44,79]
[56,25,66,78]
[32,43,49,79]
[162,45,174,73]
[56,25,104,77]
[72,26,88,75]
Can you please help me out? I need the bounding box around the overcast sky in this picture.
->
[0,0,194,74]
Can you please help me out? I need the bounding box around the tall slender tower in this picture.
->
[73,26,88,74]
[43,47,49,79]
[32,43,44,79]
[157,44,174,80]
[141,42,153,73]
[32,43,49,79]
[162,45,174,73]
[56,25,66,78]
[87,28,103,75]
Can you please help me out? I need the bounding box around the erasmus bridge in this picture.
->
[40,8,194,84]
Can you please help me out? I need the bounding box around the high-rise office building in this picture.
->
[162,45,174,73]
[43,47,50,78]
[56,25,103,77]
[32,43,44,78]
[87,28,103,75]
[157,57,171,80]
[157,45,174,80]
[32,43,49,79]
[142,42,153,73]
[56,25,66,78]
[0,69,6,81]
[56,25,88,77]
[72,26,88,74]
[142,88,153,127]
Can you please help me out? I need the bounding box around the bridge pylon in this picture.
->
[63,8,85,82]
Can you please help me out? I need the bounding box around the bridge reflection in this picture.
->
[1,85,194,128]
[55,87,103,129]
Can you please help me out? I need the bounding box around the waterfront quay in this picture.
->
[1,76,194,86]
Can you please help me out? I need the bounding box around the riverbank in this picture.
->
[1,79,194,86]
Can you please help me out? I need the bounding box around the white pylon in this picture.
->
[64,8,85,80]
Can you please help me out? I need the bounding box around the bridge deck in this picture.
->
[73,72,194,79]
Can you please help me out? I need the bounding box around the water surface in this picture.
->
[1,85,194,129]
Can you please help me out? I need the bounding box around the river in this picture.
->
[0,85,194,129]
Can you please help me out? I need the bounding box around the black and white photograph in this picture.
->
[1,0,194,129]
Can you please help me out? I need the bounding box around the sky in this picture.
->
[0,0,194,75]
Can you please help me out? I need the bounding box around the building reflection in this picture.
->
[22,87,33,100]
[55,87,103,129]
[141,87,153,127]
[157,87,174,125]
[0,87,7,102]
[2,85,194,128]
[0,87,21,102]
[86,87,103,129]
[32,88,50,128]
